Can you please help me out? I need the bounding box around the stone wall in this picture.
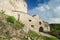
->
[0,0,50,33]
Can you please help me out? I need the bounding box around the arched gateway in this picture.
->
[39,27,43,32]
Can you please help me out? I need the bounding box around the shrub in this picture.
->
[7,16,16,23]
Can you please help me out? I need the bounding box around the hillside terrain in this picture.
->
[50,24,60,39]
[0,10,59,40]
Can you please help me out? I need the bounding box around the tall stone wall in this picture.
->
[0,0,50,33]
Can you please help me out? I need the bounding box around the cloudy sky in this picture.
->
[25,0,60,24]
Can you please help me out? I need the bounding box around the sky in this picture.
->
[25,0,60,24]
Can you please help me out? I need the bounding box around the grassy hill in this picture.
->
[50,24,60,39]
[0,10,58,40]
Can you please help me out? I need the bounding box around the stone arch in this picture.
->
[39,27,43,32]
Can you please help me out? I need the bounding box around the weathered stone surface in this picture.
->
[0,0,27,13]
[0,0,50,34]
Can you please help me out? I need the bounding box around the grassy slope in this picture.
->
[50,24,60,39]
[0,12,25,40]
[28,30,58,40]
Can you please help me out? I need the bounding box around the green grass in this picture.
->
[0,20,5,26]
[28,30,59,40]
[50,24,60,38]
[43,36,59,40]
[0,31,11,40]
[28,30,39,38]
[20,36,28,40]
[13,21,24,30]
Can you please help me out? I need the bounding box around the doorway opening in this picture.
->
[39,27,43,32]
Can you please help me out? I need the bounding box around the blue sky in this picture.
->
[25,0,50,10]
[25,0,60,24]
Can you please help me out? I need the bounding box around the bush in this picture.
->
[7,16,16,23]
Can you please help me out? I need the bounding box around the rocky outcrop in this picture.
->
[0,13,58,40]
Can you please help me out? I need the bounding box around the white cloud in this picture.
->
[28,0,60,23]
[54,6,60,12]
[38,6,45,11]
[48,18,60,24]
[45,5,50,10]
